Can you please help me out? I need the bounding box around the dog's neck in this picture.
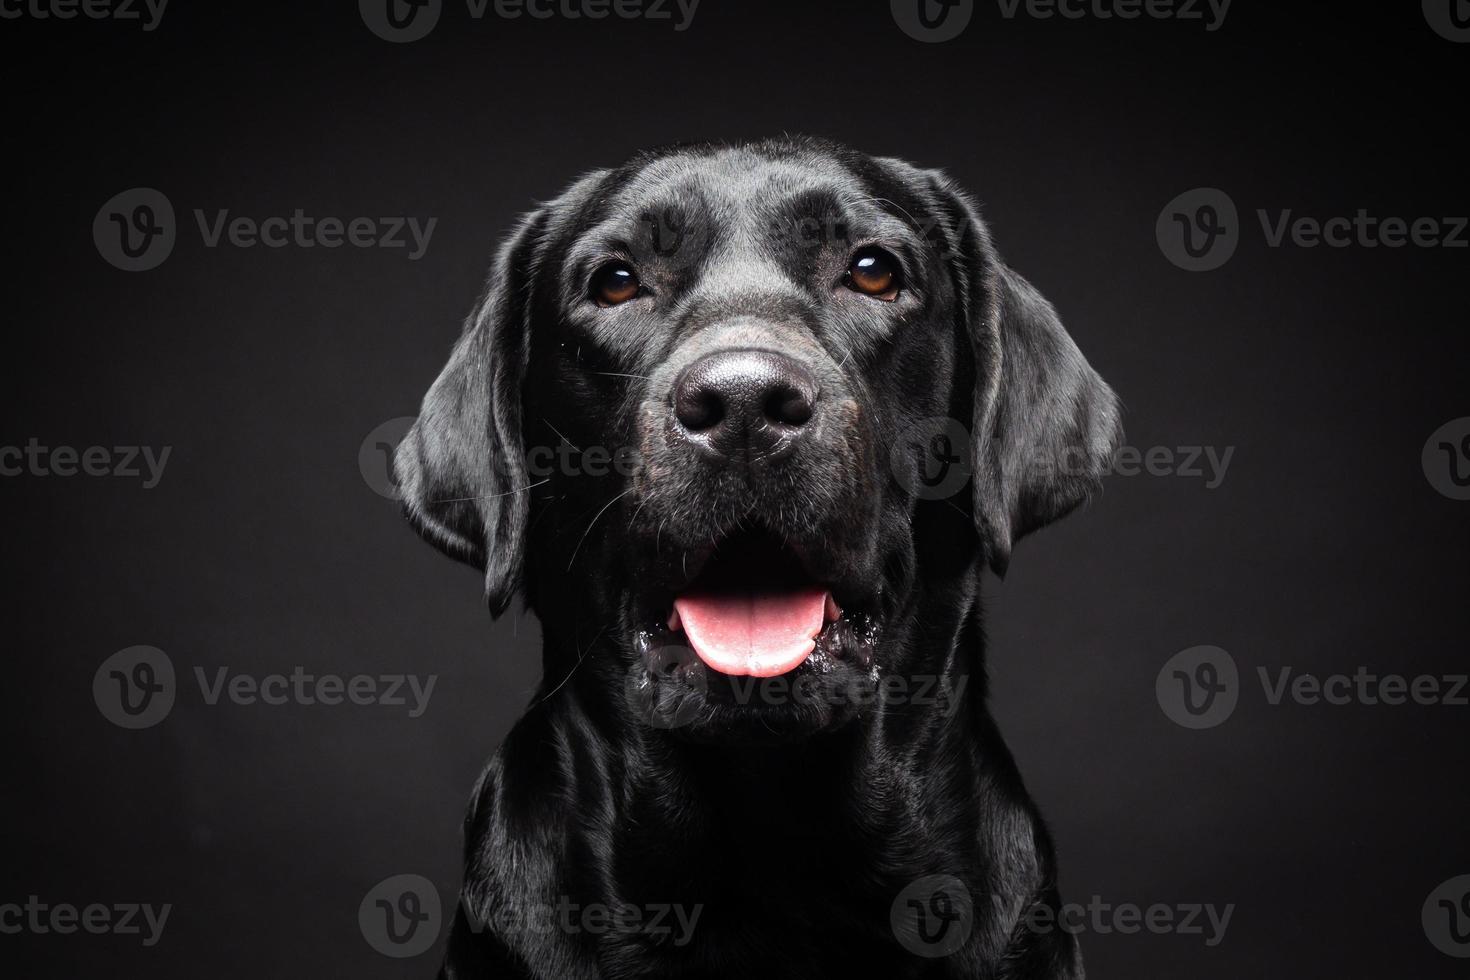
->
[473,570,1054,974]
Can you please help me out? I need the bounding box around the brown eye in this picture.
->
[592,262,640,307]
[844,247,901,300]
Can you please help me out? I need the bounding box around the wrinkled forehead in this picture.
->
[575,148,924,260]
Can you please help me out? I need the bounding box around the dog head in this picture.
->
[395,137,1121,739]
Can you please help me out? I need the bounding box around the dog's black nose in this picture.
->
[673,349,818,460]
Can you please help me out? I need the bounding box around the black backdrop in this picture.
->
[4,1,1469,976]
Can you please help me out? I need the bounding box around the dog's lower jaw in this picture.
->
[440,608,1083,979]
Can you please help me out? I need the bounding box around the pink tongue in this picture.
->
[672,587,829,677]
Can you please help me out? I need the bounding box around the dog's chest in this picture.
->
[582,784,948,977]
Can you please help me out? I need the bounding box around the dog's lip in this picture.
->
[665,591,842,633]
[636,575,875,626]
[631,529,882,643]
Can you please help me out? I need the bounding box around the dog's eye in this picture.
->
[844,247,901,301]
[591,262,641,307]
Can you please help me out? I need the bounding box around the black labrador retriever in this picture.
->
[395,136,1121,979]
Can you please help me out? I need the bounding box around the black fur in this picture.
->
[395,137,1121,979]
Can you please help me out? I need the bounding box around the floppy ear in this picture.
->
[394,209,547,615]
[933,179,1123,577]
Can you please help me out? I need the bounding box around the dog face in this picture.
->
[396,137,1120,740]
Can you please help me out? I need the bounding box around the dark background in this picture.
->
[4,1,1468,976]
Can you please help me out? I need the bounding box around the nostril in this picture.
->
[675,383,724,432]
[764,385,814,427]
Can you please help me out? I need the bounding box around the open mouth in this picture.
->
[626,529,885,736]
[671,585,840,679]
[647,532,875,679]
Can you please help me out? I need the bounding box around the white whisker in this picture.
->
[542,419,581,452]
[529,625,608,711]
[568,487,635,572]
[431,479,549,503]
